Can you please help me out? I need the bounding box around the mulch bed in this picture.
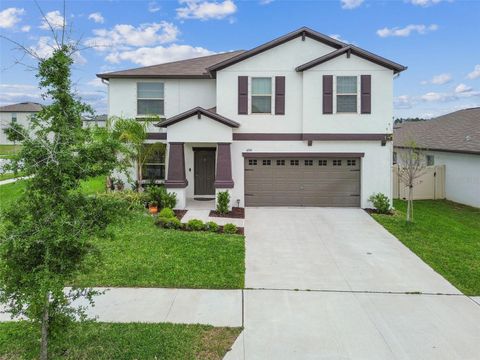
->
[174,210,188,220]
[209,207,245,219]
[364,208,394,216]
[218,226,244,235]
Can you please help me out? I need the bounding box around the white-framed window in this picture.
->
[251,77,272,113]
[137,82,164,116]
[393,151,397,165]
[426,155,434,166]
[142,144,166,181]
[11,113,17,123]
[336,76,358,113]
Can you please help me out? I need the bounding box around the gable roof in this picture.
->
[295,45,407,74]
[393,107,480,155]
[206,27,346,75]
[97,51,245,80]
[0,102,43,112]
[157,107,240,128]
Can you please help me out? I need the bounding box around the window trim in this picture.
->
[11,113,17,123]
[136,82,165,118]
[142,144,166,183]
[335,76,359,114]
[251,77,273,114]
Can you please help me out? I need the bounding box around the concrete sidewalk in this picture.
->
[0,176,29,186]
[0,287,243,327]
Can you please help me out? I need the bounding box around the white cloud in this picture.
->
[260,0,274,4]
[21,25,31,32]
[329,34,350,44]
[0,84,40,105]
[394,95,414,109]
[105,44,214,66]
[467,64,480,80]
[454,83,472,93]
[340,0,364,9]
[87,78,105,87]
[86,21,179,51]
[88,12,104,24]
[30,36,86,64]
[148,1,161,12]
[177,0,237,20]
[40,10,65,30]
[421,73,452,85]
[0,7,25,29]
[407,0,449,7]
[377,24,438,37]
[421,90,479,103]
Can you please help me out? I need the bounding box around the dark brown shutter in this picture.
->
[322,75,333,114]
[238,76,248,115]
[361,75,371,114]
[275,76,285,115]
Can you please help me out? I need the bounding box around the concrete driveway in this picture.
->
[225,207,480,360]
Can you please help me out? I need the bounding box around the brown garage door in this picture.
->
[244,157,360,207]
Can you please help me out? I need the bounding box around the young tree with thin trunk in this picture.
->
[398,141,426,222]
[0,6,123,359]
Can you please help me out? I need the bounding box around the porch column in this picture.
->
[165,142,188,188]
[214,143,234,188]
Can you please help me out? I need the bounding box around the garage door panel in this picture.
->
[244,157,361,207]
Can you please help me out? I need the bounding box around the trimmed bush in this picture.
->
[186,219,204,231]
[223,223,237,234]
[156,216,182,229]
[159,207,175,218]
[205,221,219,233]
[98,190,147,211]
[368,193,391,214]
[216,191,230,214]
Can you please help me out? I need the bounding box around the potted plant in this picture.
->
[148,201,159,214]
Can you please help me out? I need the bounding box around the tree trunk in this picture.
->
[136,158,142,191]
[407,185,413,223]
[40,293,49,360]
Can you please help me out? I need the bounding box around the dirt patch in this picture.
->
[196,326,243,360]
[174,209,188,220]
[364,208,394,216]
[209,207,245,219]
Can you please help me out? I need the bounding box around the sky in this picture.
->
[0,0,479,119]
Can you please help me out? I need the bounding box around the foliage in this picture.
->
[368,193,391,214]
[162,191,177,209]
[0,321,242,360]
[394,117,427,124]
[372,200,480,295]
[186,219,204,231]
[398,141,426,222]
[3,121,26,144]
[205,221,220,233]
[223,223,237,234]
[159,207,175,218]
[156,216,182,230]
[97,190,147,211]
[216,191,230,215]
[145,185,176,209]
[0,43,123,359]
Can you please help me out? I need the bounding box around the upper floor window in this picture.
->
[336,76,357,113]
[426,155,434,166]
[11,113,17,123]
[137,82,164,116]
[251,77,272,113]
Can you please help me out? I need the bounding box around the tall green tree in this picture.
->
[3,121,26,146]
[0,40,122,360]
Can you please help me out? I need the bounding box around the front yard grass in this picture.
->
[75,211,245,289]
[0,321,241,359]
[372,200,480,295]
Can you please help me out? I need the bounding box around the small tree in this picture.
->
[3,121,26,146]
[398,141,426,222]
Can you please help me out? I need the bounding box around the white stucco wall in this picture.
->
[230,140,392,208]
[166,115,232,143]
[0,112,34,144]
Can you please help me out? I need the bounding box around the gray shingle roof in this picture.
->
[393,107,480,155]
[97,51,245,80]
[0,102,43,112]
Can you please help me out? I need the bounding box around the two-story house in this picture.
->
[98,27,406,209]
[0,102,43,145]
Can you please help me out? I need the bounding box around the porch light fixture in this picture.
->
[236,199,240,207]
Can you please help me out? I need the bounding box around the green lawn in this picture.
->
[75,211,245,289]
[0,172,25,182]
[0,144,21,159]
[372,200,480,295]
[0,321,241,360]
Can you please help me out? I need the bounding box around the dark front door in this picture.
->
[194,149,216,195]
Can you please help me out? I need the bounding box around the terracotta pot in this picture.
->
[149,206,158,214]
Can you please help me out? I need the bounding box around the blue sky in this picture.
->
[1,0,479,118]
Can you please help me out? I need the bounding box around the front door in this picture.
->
[194,148,216,195]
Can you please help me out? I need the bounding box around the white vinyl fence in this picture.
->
[392,164,446,200]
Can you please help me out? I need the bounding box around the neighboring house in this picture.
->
[98,27,406,209]
[82,114,108,128]
[394,107,480,208]
[0,102,42,144]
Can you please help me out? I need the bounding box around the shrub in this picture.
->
[223,223,237,234]
[162,191,177,209]
[368,193,391,214]
[216,191,230,214]
[98,190,147,211]
[156,216,182,229]
[186,219,204,231]
[159,207,175,218]
[205,221,219,233]
[146,185,166,206]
